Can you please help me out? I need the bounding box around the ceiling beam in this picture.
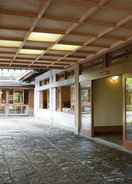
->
[30,0,112,67]
[0,61,65,69]
[78,14,132,65]
[53,10,132,67]
[0,8,37,18]
[0,36,109,50]
[1,2,132,19]
[0,26,127,42]
[0,65,63,70]
[10,0,53,66]
[0,53,86,60]
[0,58,75,65]
[0,8,122,28]
[104,53,112,67]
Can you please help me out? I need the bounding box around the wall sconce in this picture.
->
[111,76,119,81]
[110,76,119,83]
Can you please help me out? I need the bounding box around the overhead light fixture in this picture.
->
[28,32,63,42]
[51,44,81,51]
[110,76,119,83]
[0,40,22,47]
[111,76,119,81]
[19,49,43,55]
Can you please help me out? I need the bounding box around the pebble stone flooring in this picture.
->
[0,117,132,184]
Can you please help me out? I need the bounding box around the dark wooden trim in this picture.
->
[94,125,123,135]
[91,80,94,137]
[123,73,132,150]
[123,141,132,150]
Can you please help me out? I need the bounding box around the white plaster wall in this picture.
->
[53,112,75,130]
[36,109,52,122]
[35,110,75,131]
[93,76,123,127]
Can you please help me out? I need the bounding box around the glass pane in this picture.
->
[126,77,132,140]
[80,81,92,135]
[0,90,6,104]
[8,90,13,104]
[14,90,23,104]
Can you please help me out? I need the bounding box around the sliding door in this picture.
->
[80,81,92,136]
[123,75,132,149]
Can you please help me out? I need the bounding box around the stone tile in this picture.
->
[0,117,131,184]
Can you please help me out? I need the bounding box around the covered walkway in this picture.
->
[0,117,131,184]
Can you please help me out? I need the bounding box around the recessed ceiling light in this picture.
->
[51,44,81,51]
[19,49,43,55]
[28,32,63,42]
[0,40,22,47]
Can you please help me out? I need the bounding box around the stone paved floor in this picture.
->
[98,134,122,145]
[0,117,132,184]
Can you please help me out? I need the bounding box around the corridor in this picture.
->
[0,118,132,184]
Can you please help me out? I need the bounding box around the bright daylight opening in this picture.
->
[0,69,31,81]
[0,69,34,116]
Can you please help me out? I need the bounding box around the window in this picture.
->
[40,90,49,109]
[56,73,65,81]
[24,90,29,105]
[40,78,49,86]
[80,88,91,113]
[56,71,74,81]
[8,90,13,104]
[14,90,23,104]
[65,71,74,80]
[0,90,6,104]
[56,85,74,113]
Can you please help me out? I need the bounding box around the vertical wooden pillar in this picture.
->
[49,71,53,112]
[74,64,80,135]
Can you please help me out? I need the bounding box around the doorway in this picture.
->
[92,76,123,146]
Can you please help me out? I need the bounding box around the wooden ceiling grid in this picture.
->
[0,0,132,69]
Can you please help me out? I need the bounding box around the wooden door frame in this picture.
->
[123,74,132,149]
[80,80,93,137]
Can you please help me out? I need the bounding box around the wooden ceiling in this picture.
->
[1,0,132,70]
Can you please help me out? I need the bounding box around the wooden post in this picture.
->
[74,64,80,135]
[104,53,112,68]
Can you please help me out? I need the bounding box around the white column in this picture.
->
[74,64,80,135]
[49,71,53,111]
[5,90,9,116]
[34,80,40,116]
[52,72,56,112]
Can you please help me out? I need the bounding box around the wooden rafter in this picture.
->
[1,2,132,20]
[0,0,132,69]
[30,0,111,67]
[0,65,63,70]
[0,9,125,29]
[51,10,132,67]
[0,26,128,42]
[78,18,132,65]
[9,0,53,66]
